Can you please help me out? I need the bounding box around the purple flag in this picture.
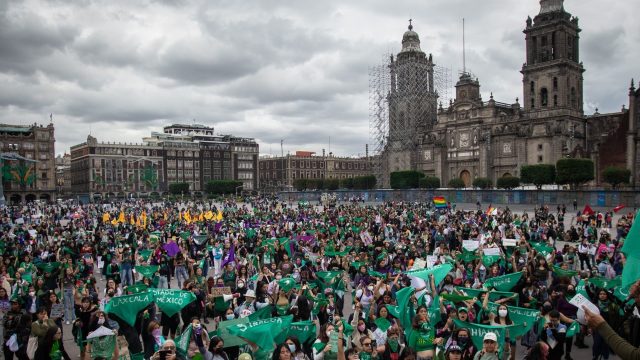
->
[214,222,223,232]
[163,241,180,257]
[222,243,235,267]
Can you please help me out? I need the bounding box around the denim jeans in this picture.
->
[158,276,168,289]
[175,266,188,288]
[63,288,75,322]
[121,265,133,286]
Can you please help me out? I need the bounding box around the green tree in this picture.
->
[293,179,307,191]
[556,158,595,189]
[353,175,376,189]
[341,177,354,189]
[325,179,340,190]
[520,164,556,189]
[602,166,631,189]
[472,177,493,189]
[419,176,441,189]
[390,171,425,189]
[169,182,190,195]
[448,178,466,189]
[497,176,520,190]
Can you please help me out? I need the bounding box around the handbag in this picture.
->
[5,333,18,352]
[26,336,38,360]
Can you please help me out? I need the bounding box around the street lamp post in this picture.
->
[235,185,243,197]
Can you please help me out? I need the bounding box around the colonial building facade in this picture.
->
[259,151,370,192]
[0,122,56,203]
[70,124,258,200]
[383,0,638,188]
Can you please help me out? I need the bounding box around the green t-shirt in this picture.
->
[408,323,435,351]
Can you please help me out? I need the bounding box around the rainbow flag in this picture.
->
[433,196,447,208]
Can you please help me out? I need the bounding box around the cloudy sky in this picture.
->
[0,0,637,157]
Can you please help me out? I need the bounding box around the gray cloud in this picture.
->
[0,0,636,158]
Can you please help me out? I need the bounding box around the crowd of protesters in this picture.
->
[0,196,638,360]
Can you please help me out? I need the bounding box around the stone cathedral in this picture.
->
[383,0,639,188]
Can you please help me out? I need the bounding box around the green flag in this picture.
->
[483,272,523,292]
[278,277,296,293]
[138,249,153,261]
[456,250,479,263]
[194,235,208,245]
[453,319,512,352]
[368,269,386,279]
[566,321,580,337]
[35,262,62,273]
[404,263,453,286]
[485,302,540,337]
[287,321,316,344]
[589,276,621,290]
[385,286,414,330]
[248,305,273,321]
[228,315,293,351]
[482,255,502,267]
[441,293,475,303]
[216,317,250,348]
[278,237,292,257]
[622,210,640,290]
[125,283,148,294]
[575,279,589,299]
[149,289,197,317]
[530,242,554,257]
[135,265,159,279]
[552,265,578,278]
[180,231,191,240]
[87,334,116,359]
[174,324,192,356]
[104,292,154,326]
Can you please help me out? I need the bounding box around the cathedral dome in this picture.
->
[401,23,422,52]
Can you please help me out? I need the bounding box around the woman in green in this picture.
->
[407,305,437,360]
[312,323,340,360]
[34,325,71,360]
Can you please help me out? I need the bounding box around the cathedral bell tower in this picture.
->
[521,0,584,115]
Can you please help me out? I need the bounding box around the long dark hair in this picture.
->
[271,343,292,360]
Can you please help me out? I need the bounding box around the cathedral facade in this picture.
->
[382,0,638,188]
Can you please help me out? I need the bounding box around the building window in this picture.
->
[571,87,577,108]
[538,144,543,151]
[537,155,543,163]
[540,88,548,107]
[553,95,558,107]
[530,81,535,93]
[553,77,558,91]
[531,98,535,109]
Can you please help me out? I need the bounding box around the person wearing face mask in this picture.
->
[284,336,310,360]
[312,323,339,360]
[349,315,373,353]
[188,318,210,359]
[75,296,97,360]
[23,285,41,319]
[473,332,510,360]
[449,328,476,360]
[380,326,404,359]
[147,321,165,353]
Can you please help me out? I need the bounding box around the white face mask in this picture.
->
[326,330,332,337]
[379,288,386,296]
[367,286,374,291]
[275,275,282,280]
[97,318,105,325]
[29,292,36,297]
[288,344,296,353]
[226,314,235,320]
[237,282,244,289]
[498,309,508,318]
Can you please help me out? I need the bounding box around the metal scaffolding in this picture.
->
[369,53,451,187]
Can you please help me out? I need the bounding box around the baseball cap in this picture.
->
[447,343,463,353]
[458,307,468,313]
[483,332,498,342]
[244,290,256,298]
[238,353,252,360]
